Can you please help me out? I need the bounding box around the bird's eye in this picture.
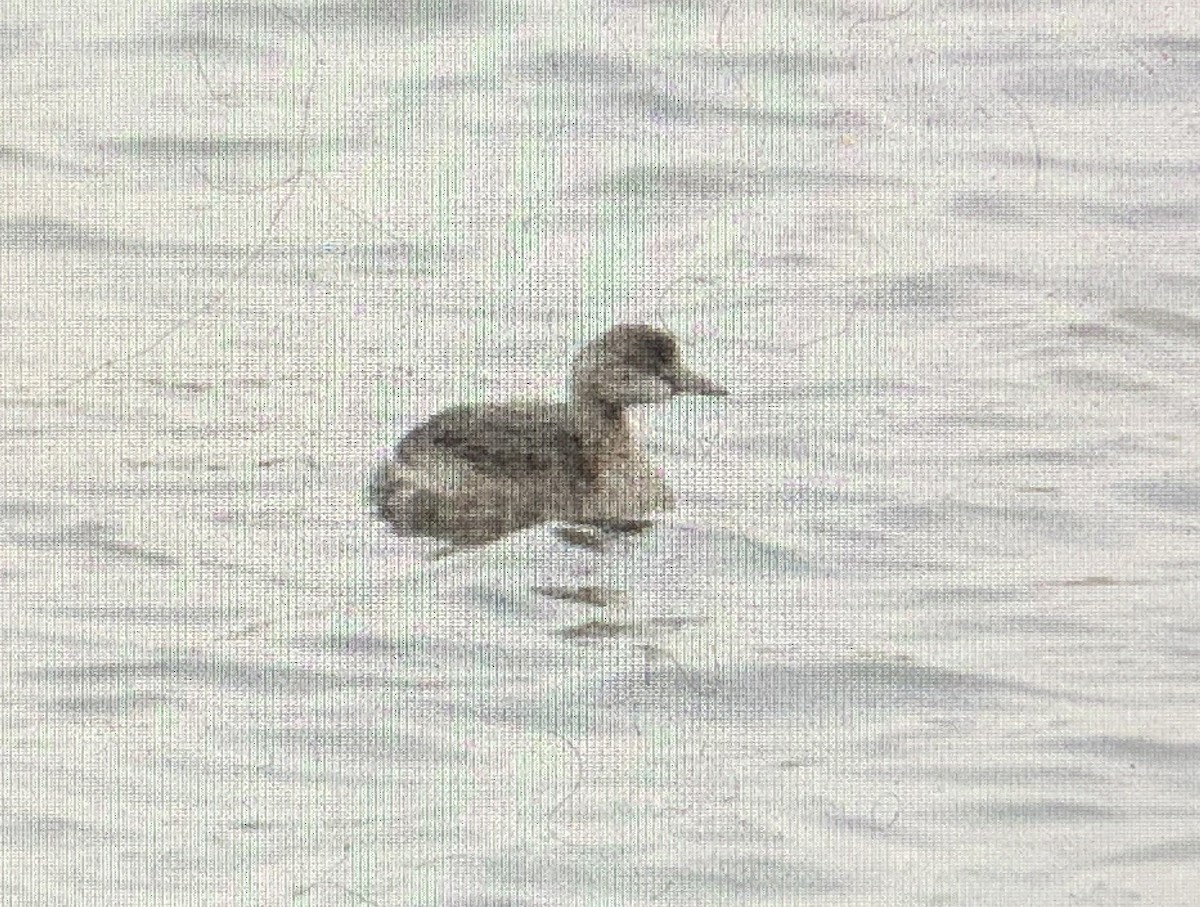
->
[649,336,676,366]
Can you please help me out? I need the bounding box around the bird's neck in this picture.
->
[570,394,630,436]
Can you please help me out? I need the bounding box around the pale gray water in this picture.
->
[2,2,1199,904]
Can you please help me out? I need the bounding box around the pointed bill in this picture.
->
[669,365,728,397]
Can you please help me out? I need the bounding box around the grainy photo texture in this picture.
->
[2,1,1198,904]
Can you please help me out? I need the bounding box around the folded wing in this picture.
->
[397,403,600,490]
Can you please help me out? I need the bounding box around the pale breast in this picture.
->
[570,436,673,524]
